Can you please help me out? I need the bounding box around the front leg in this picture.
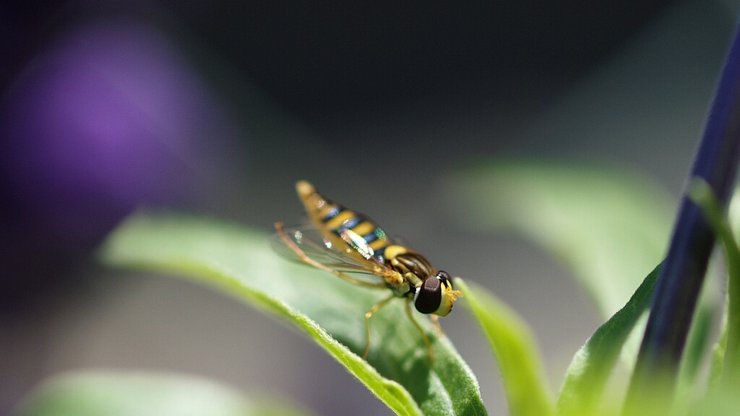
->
[405,299,435,363]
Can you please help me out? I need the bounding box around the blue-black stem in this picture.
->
[624,24,740,410]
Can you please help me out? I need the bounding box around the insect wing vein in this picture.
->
[272,224,388,279]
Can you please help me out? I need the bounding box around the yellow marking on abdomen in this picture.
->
[296,180,316,198]
[352,221,374,235]
[370,238,391,251]
[326,210,356,229]
[318,202,338,218]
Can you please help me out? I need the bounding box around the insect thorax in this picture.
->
[384,246,435,294]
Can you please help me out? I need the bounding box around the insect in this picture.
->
[274,180,462,361]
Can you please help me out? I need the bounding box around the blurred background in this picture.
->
[2,0,739,414]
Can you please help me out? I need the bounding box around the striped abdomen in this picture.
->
[297,180,392,263]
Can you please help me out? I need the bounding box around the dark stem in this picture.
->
[624,24,740,411]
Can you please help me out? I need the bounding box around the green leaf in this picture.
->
[15,370,309,416]
[677,299,715,398]
[730,186,740,236]
[99,212,486,416]
[556,263,660,416]
[689,380,740,416]
[688,180,740,386]
[455,279,553,416]
[446,160,672,318]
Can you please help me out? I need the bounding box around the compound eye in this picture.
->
[414,276,442,314]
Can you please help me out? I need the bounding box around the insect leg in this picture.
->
[430,315,445,337]
[363,294,395,358]
[405,299,434,363]
[275,222,386,289]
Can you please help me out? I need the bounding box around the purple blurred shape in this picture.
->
[2,20,230,242]
[0,20,235,309]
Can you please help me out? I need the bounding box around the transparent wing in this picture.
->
[272,223,389,277]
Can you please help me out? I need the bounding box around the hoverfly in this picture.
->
[274,180,462,361]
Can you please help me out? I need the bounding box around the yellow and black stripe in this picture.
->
[289,180,462,324]
[297,180,392,263]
